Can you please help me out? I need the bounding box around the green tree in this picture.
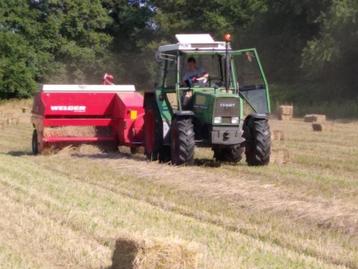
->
[0,0,112,98]
[240,0,332,82]
[0,32,37,98]
[153,0,267,39]
[302,0,358,97]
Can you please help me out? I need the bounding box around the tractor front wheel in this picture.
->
[170,118,195,165]
[214,144,244,163]
[244,118,271,166]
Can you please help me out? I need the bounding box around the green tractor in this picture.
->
[144,34,271,165]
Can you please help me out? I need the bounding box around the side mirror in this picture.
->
[155,51,163,63]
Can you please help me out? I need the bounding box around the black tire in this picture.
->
[214,144,244,163]
[32,129,39,155]
[244,118,271,166]
[159,146,171,163]
[170,118,195,165]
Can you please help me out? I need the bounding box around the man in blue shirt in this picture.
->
[183,57,208,87]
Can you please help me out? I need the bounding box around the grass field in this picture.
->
[0,100,357,269]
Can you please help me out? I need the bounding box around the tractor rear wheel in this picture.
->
[244,118,271,166]
[214,144,244,163]
[170,118,195,165]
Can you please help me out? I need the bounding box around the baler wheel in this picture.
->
[214,144,244,163]
[32,129,44,155]
[170,118,195,165]
[244,119,271,166]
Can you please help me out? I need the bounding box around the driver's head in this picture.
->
[187,57,197,71]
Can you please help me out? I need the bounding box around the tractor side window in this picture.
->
[162,59,177,89]
[166,92,178,111]
[233,52,268,114]
[235,52,263,88]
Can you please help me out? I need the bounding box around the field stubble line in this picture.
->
[31,156,358,269]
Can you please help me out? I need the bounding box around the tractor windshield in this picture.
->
[180,53,225,88]
[232,50,270,114]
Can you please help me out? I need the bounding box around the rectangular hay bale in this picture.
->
[111,235,203,269]
[278,105,293,120]
[304,114,326,123]
[43,126,111,137]
[279,105,293,115]
[278,114,292,121]
[312,123,324,131]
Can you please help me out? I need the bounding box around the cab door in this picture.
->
[231,49,271,115]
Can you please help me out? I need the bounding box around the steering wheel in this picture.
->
[208,76,224,87]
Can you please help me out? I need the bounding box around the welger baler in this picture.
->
[31,84,144,154]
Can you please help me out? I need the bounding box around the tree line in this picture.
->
[0,0,357,106]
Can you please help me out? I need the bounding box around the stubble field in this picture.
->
[0,100,357,269]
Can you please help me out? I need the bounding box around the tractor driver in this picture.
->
[181,57,208,109]
[183,57,209,88]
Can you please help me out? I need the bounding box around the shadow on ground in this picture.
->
[6,151,32,157]
[5,149,241,168]
[106,239,139,269]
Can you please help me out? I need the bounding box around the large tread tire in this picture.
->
[214,144,244,163]
[170,118,195,165]
[245,119,271,166]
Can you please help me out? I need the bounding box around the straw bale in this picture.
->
[43,126,111,137]
[304,114,326,123]
[279,105,293,115]
[111,235,203,269]
[312,123,324,132]
[278,114,292,121]
[78,144,104,154]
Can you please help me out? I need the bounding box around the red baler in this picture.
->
[31,84,144,154]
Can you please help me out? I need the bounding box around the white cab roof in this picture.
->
[175,34,215,43]
[42,85,136,93]
[158,33,230,53]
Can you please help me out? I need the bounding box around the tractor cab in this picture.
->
[144,34,272,165]
[156,34,270,114]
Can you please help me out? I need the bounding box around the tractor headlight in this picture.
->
[231,117,239,124]
[214,117,222,124]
